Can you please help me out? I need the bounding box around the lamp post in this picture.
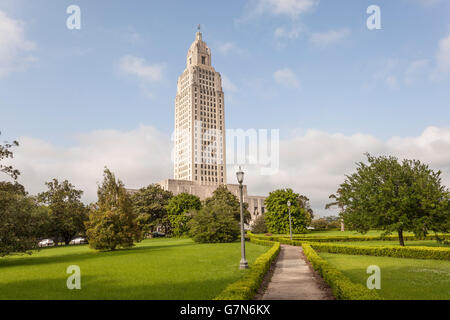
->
[236,166,248,269]
[287,200,292,241]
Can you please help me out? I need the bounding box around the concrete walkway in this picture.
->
[262,245,333,300]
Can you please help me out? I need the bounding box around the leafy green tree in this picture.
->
[188,203,239,243]
[38,179,88,245]
[311,216,341,230]
[264,188,312,234]
[0,132,20,180]
[250,214,268,234]
[337,154,450,246]
[166,193,201,237]
[204,185,251,224]
[85,168,141,250]
[0,181,26,196]
[0,137,41,256]
[0,186,41,256]
[131,184,173,235]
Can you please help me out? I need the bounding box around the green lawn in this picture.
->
[0,238,269,300]
[319,252,450,300]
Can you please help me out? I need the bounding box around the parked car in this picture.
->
[69,237,87,245]
[151,231,165,238]
[38,239,55,247]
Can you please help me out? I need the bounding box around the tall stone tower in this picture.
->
[174,30,227,185]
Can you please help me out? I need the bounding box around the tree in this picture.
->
[38,179,88,245]
[311,216,341,230]
[264,188,312,234]
[131,184,173,235]
[204,185,251,224]
[85,168,141,250]
[0,136,40,256]
[0,185,41,256]
[188,203,239,243]
[325,189,345,231]
[0,132,20,180]
[250,214,268,234]
[337,154,450,246]
[166,193,201,237]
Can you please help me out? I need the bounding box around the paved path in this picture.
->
[262,245,333,300]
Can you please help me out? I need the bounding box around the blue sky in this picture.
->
[1,0,449,143]
[1,0,450,215]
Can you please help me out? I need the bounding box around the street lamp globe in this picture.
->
[287,200,291,207]
[236,167,244,185]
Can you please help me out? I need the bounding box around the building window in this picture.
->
[202,56,206,64]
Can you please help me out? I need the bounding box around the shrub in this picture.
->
[310,243,450,261]
[302,244,382,300]
[251,214,268,234]
[214,240,280,300]
[188,204,239,243]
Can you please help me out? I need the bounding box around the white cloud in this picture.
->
[309,28,350,47]
[119,55,164,82]
[274,24,304,39]
[217,42,246,56]
[274,68,300,88]
[231,126,450,217]
[4,126,450,217]
[222,75,238,93]
[435,35,450,74]
[257,0,319,18]
[242,0,319,20]
[5,126,172,204]
[0,10,36,77]
[405,59,429,84]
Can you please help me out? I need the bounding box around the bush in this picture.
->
[309,243,450,261]
[251,214,268,234]
[302,244,382,300]
[188,204,240,243]
[249,233,450,243]
[214,240,280,300]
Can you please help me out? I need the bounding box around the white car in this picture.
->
[69,237,87,245]
[38,239,55,247]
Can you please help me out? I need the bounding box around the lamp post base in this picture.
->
[239,259,249,269]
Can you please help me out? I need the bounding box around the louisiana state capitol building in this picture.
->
[129,30,267,223]
[173,30,226,185]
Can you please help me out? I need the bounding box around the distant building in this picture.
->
[129,29,266,222]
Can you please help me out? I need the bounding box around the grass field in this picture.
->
[319,252,450,300]
[0,238,269,300]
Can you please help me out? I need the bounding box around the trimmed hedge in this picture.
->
[250,233,450,243]
[309,243,450,261]
[214,239,281,300]
[302,244,383,300]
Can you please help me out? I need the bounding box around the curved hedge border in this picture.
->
[309,242,450,261]
[302,244,382,300]
[214,239,280,300]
